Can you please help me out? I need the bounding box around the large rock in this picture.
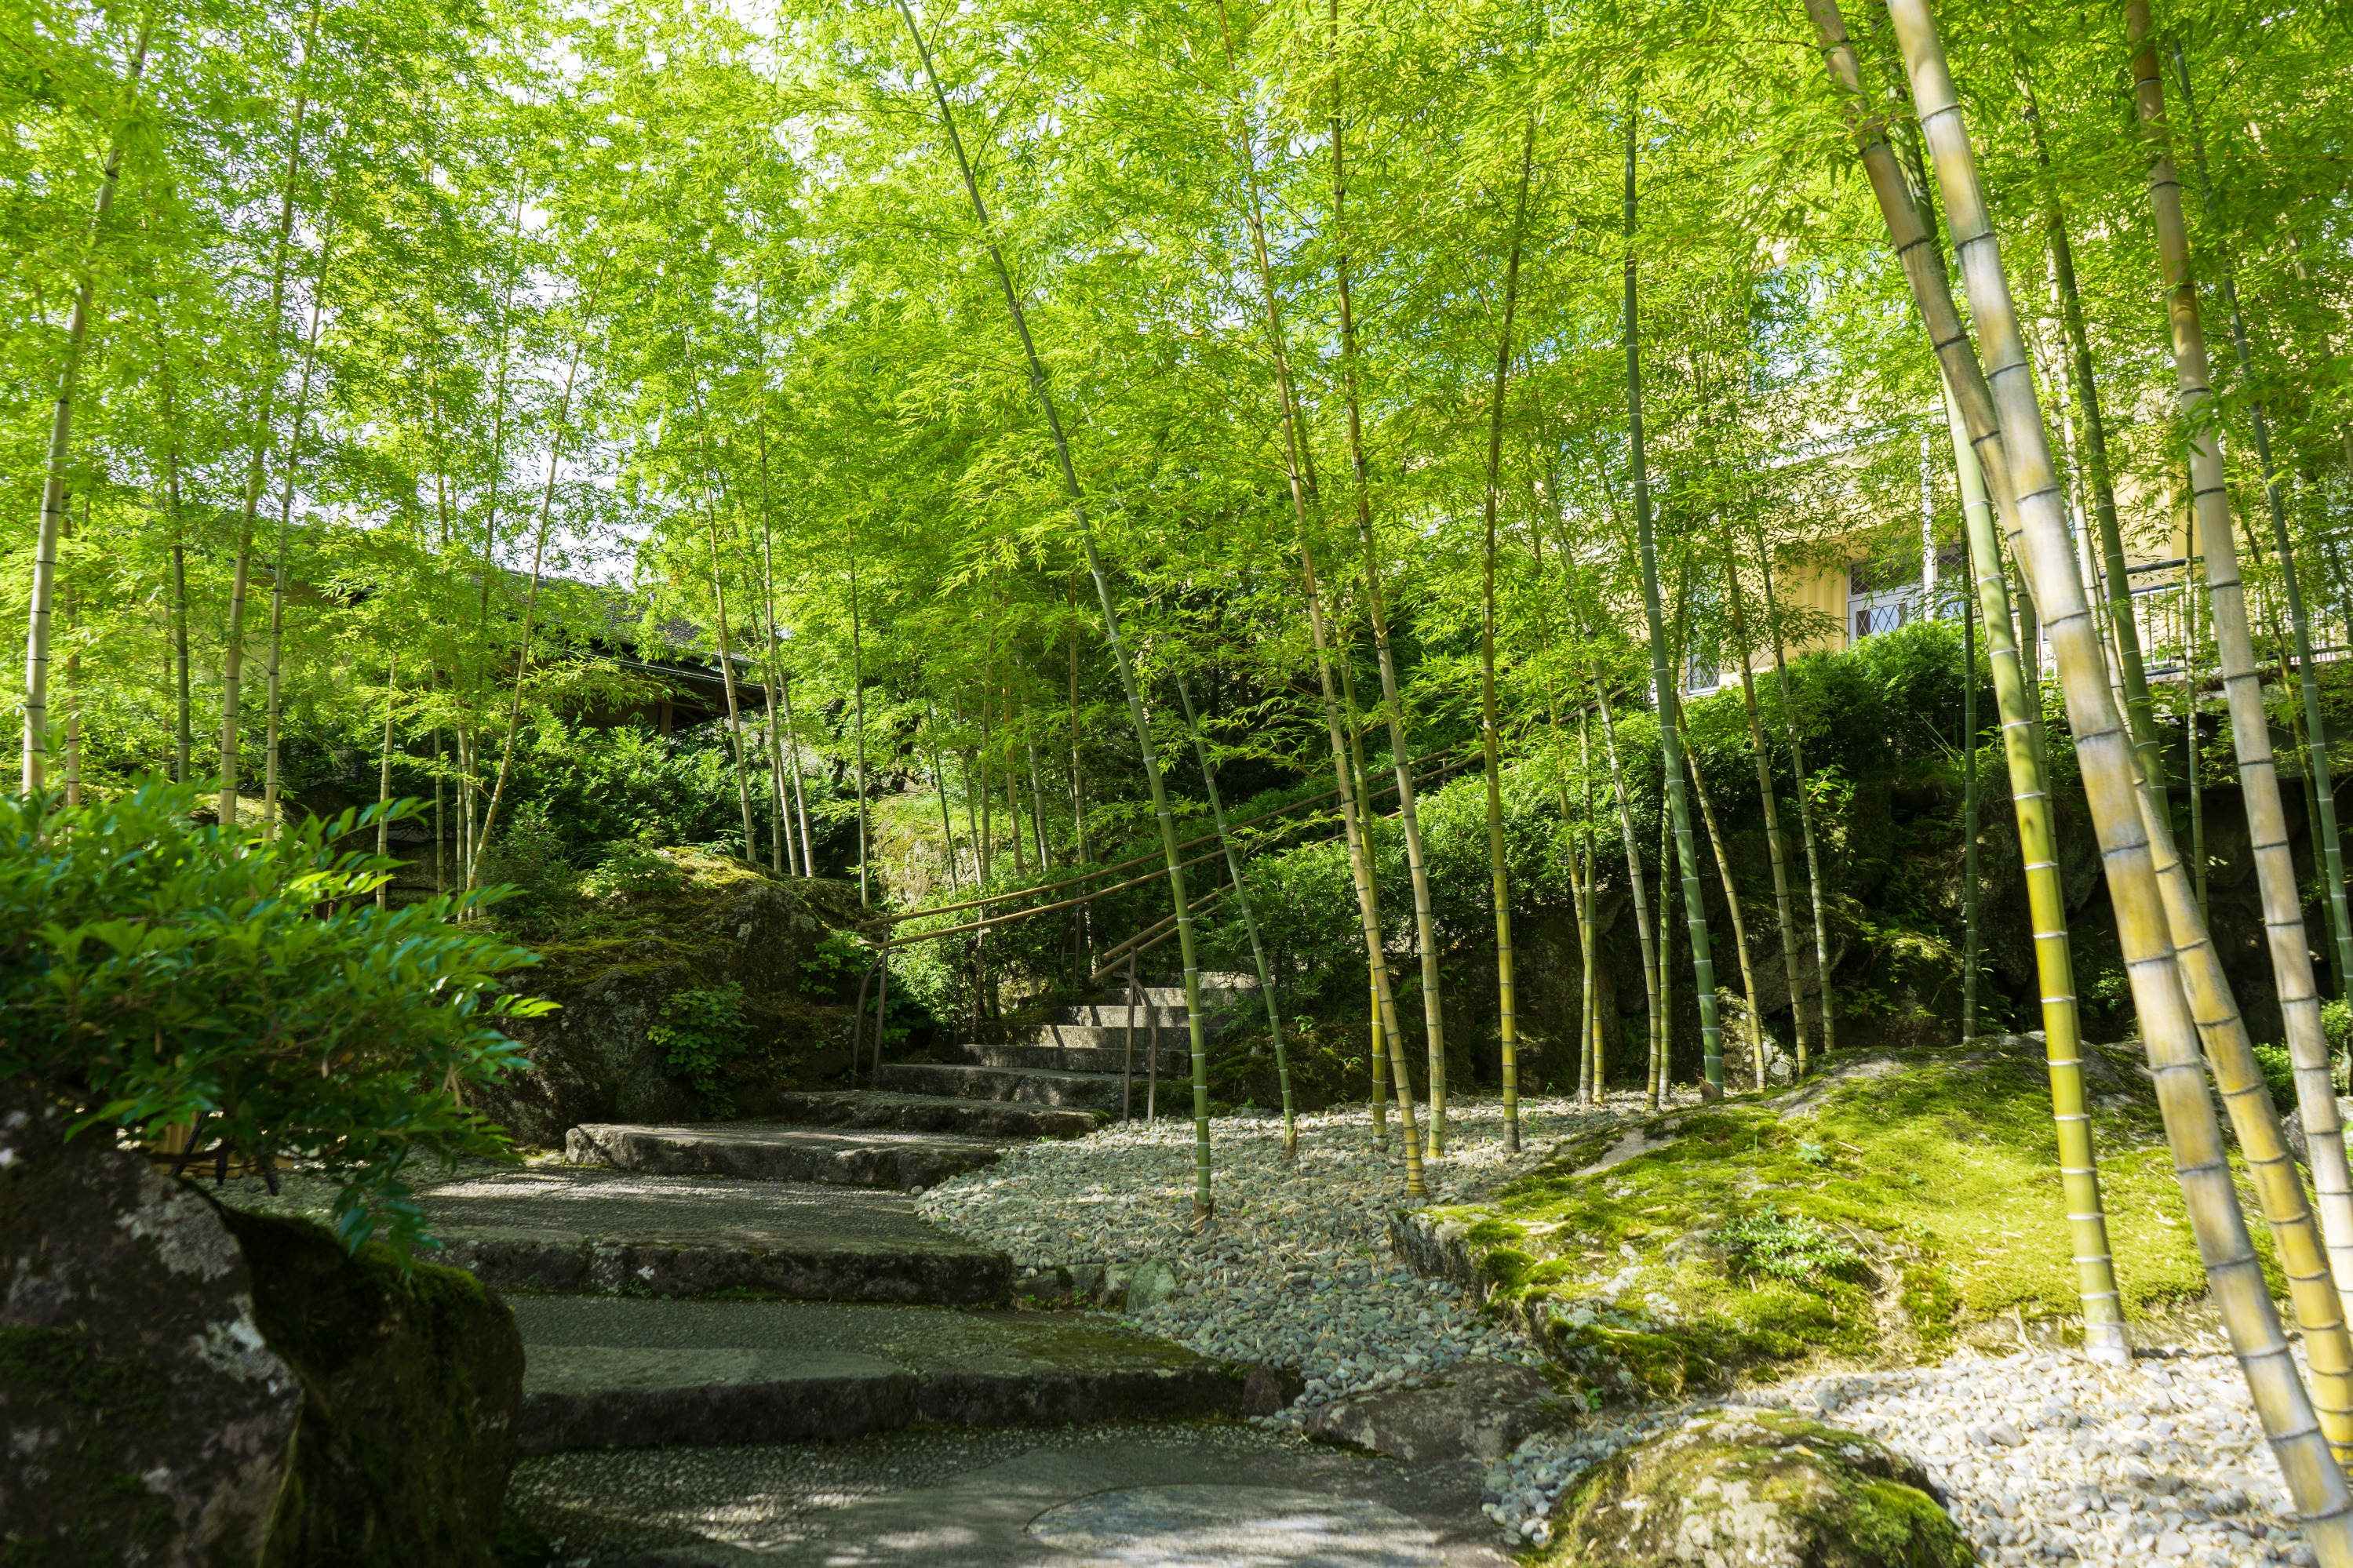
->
[1548,1406,1971,1567]
[478,861,868,1147]
[220,1204,525,1567]
[0,1094,303,1564]
[1302,1359,1561,1463]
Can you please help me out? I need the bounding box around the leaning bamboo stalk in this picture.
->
[217,1,321,824]
[263,216,337,839]
[24,11,153,791]
[1479,116,1535,1149]
[896,0,1222,1220]
[1173,672,1297,1155]
[375,653,397,910]
[2170,43,2353,1009]
[1754,535,1834,1061]
[1681,711,1764,1087]
[1579,716,1602,1101]
[1943,376,2129,1364]
[1848,0,2353,1533]
[1722,558,1809,1073]
[1625,108,1725,1097]
[1591,676,1662,1109]
[2131,13,2353,1323]
[1328,0,1451,1153]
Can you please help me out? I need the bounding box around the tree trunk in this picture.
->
[752,377,792,877]
[1480,116,1534,1148]
[1721,560,1809,1072]
[375,653,398,910]
[1943,373,2129,1362]
[2172,42,2353,1006]
[217,2,320,824]
[1578,714,1601,1101]
[1327,0,1450,1153]
[1833,0,2353,1526]
[782,675,814,875]
[2019,61,2164,786]
[851,554,869,905]
[898,0,1231,1218]
[1591,677,1662,1109]
[263,218,336,839]
[1961,534,1980,1041]
[1175,674,1297,1154]
[1681,712,1764,1087]
[1754,535,1835,1057]
[1624,105,1725,1097]
[24,11,153,791]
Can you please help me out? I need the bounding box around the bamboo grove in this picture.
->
[9,0,2353,1538]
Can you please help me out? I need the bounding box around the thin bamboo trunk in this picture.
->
[2020,63,2163,785]
[1657,798,1674,1101]
[851,555,869,906]
[705,500,759,861]
[1175,674,1297,1155]
[1327,0,1449,1153]
[376,653,397,910]
[752,373,792,877]
[1624,107,1725,1097]
[1592,679,1662,1110]
[468,340,586,881]
[24,13,152,791]
[1579,715,1601,1102]
[217,2,320,824]
[1722,561,1809,1072]
[2172,43,2353,1007]
[1756,536,1835,1058]
[1027,733,1052,871]
[927,708,960,896]
[1336,628,1424,1170]
[1480,117,1534,1150]
[898,0,1224,1217]
[149,313,193,788]
[1961,545,1980,1040]
[263,217,335,839]
[782,675,814,875]
[1843,0,2353,1527]
[1943,375,2129,1362]
[2187,537,2208,922]
[1681,712,1764,1087]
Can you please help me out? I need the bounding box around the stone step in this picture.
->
[1027,1019,1194,1050]
[1054,1000,1193,1028]
[963,1041,1188,1075]
[513,1296,1244,1453]
[876,1061,1127,1111]
[410,1165,1010,1304]
[564,1122,1012,1191]
[762,1089,1100,1141]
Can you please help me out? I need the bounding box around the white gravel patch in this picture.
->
[921,1095,2329,1566]
[917,1095,1648,1409]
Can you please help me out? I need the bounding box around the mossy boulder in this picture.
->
[479,852,873,1144]
[217,1205,525,1567]
[1546,1408,1971,1567]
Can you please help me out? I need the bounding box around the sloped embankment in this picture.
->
[1393,1036,2279,1403]
[479,850,877,1145]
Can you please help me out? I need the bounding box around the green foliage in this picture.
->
[799,930,868,997]
[2253,1042,2300,1108]
[0,780,546,1259]
[577,837,690,900]
[1716,1207,1860,1283]
[649,984,750,1115]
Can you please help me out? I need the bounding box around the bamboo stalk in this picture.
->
[1943,374,2129,1363]
[375,653,397,911]
[1960,530,1980,1041]
[2134,19,2353,1323]
[1723,558,1810,1073]
[2171,42,2353,1007]
[1754,533,1834,1061]
[23,9,151,791]
[1480,116,1535,1150]
[1579,714,1601,1101]
[852,556,870,904]
[1624,104,1724,1097]
[1841,0,2353,1534]
[263,216,337,840]
[1591,676,1663,1110]
[1328,0,1449,1155]
[895,0,1224,1219]
[1681,710,1764,1087]
[1174,674,1296,1155]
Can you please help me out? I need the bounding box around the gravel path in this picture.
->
[919,1096,2323,1566]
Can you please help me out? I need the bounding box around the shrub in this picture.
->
[577,838,689,900]
[475,799,574,914]
[800,930,868,997]
[0,779,549,1258]
[649,984,750,1115]
[2252,1042,2299,1108]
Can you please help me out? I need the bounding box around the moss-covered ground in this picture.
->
[1422,1037,2283,1403]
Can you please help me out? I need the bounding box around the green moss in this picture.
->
[1426,1040,2271,1399]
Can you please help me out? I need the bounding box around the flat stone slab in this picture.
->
[1301,1361,1562,1464]
[961,1042,1189,1076]
[877,1062,1127,1111]
[566,1122,1013,1190]
[412,1166,1011,1304]
[514,1297,1243,1453]
[508,1419,1511,1566]
[763,1090,1100,1141]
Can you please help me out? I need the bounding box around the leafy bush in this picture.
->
[1716,1207,1861,1283]
[800,930,868,997]
[649,984,750,1115]
[2324,1001,2353,1091]
[0,779,548,1257]
[2253,1042,2300,1108]
[578,838,689,900]
[475,798,574,914]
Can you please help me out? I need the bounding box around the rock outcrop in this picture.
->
[1546,1406,1971,1567]
[0,1094,302,1564]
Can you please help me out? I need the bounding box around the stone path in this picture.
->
[508,1420,1510,1566]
